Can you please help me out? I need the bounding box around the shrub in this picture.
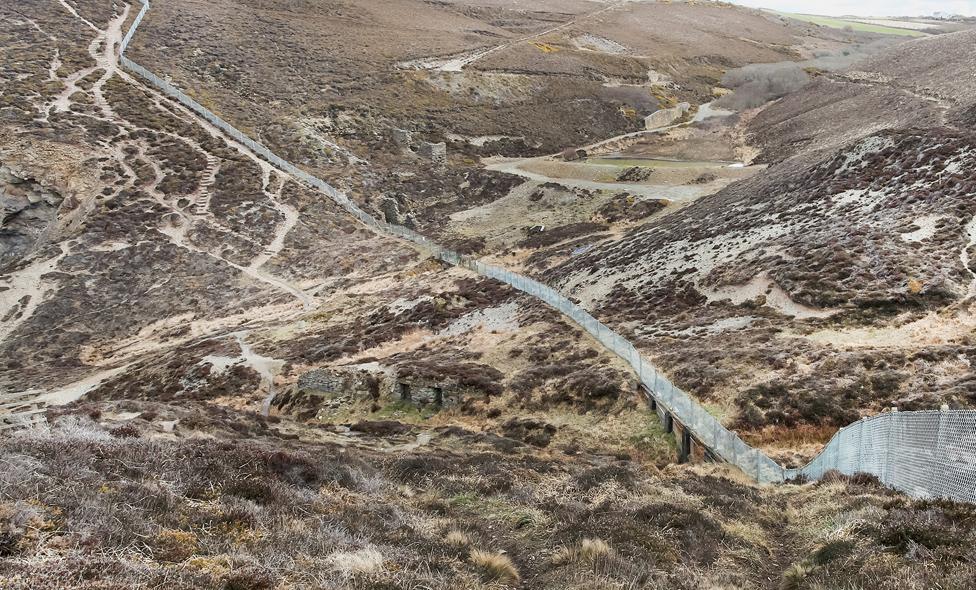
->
[223,566,277,590]
[153,529,198,562]
[517,222,608,249]
[470,550,520,584]
[109,423,140,438]
[575,465,637,493]
[595,193,666,222]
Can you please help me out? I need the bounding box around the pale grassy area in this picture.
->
[587,158,731,168]
[779,13,927,37]
[849,18,941,31]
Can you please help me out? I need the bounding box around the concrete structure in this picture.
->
[644,102,690,131]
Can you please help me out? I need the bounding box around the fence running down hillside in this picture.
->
[118,1,976,502]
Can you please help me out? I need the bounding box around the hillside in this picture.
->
[748,28,976,162]
[6,403,975,589]
[3,1,976,588]
[549,30,976,462]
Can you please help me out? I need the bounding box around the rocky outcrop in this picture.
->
[0,164,63,268]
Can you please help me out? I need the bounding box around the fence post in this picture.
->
[677,426,692,463]
[883,407,898,486]
[857,417,865,474]
[933,404,949,500]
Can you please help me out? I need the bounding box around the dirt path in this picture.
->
[828,71,955,126]
[249,166,300,272]
[54,0,98,32]
[0,242,71,344]
[200,331,286,416]
[483,99,752,202]
[433,1,626,72]
[752,494,801,590]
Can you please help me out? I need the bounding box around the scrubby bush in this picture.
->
[153,529,198,562]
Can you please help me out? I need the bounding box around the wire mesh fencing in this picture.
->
[787,410,976,503]
[118,2,976,502]
[119,0,149,54]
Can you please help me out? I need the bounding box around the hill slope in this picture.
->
[549,30,976,461]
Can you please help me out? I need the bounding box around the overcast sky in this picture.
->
[730,0,976,16]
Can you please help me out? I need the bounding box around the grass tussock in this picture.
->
[553,538,613,565]
[470,550,520,584]
[444,530,470,547]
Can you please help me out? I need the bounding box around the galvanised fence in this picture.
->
[787,410,976,502]
[118,1,976,502]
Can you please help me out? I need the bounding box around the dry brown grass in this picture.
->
[740,423,838,447]
[3,404,976,589]
[330,547,384,577]
[444,530,471,547]
[470,550,520,584]
[553,537,613,565]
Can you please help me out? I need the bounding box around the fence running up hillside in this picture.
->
[789,410,976,502]
[118,0,976,502]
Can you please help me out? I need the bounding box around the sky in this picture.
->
[730,0,976,17]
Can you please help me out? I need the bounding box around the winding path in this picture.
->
[412,1,626,72]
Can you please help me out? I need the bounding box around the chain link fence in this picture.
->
[786,410,976,502]
[119,0,976,501]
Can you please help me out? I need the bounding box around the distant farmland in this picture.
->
[778,13,928,36]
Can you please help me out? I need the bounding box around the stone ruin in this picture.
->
[416,141,447,165]
[393,376,458,407]
[273,364,461,419]
[391,128,447,165]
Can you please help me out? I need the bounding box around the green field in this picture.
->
[779,13,927,37]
